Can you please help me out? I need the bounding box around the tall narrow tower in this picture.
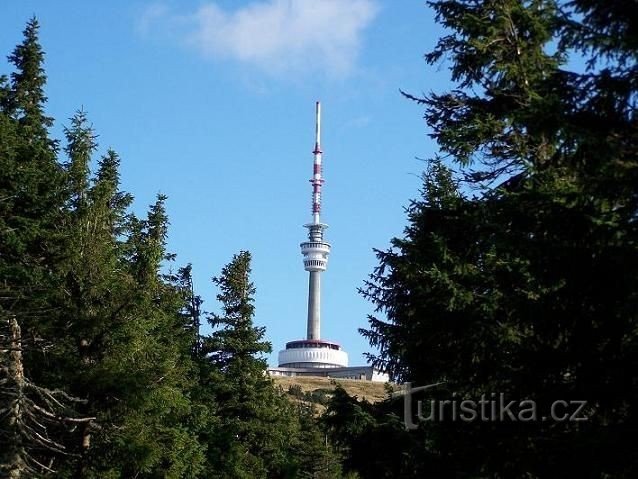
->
[278,102,348,369]
[301,101,330,340]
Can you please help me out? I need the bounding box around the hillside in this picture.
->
[273,375,396,413]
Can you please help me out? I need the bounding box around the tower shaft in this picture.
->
[306,271,321,340]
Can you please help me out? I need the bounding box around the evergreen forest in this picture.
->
[1,1,637,477]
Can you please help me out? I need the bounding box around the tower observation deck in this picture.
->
[278,102,348,369]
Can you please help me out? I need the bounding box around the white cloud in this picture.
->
[141,0,379,77]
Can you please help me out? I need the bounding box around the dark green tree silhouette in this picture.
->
[204,251,303,478]
[362,0,638,477]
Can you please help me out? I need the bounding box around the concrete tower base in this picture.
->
[278,339,347,368]
[273,339,388,382]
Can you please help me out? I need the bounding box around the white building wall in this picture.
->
[278,347,348,368]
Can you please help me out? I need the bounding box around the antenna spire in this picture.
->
[314,101,321,154]
[311,101,324,224]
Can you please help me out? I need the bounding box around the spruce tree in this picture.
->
[362,0,638,476]
[64,109,96,210]
[0,316,93,478]
[0,17,63,332]
[54,116,204,477]
[1,17,61,283]
[5,17,53,138]
[1,21,208,477]
[78,195,205,478]
[323,386,425,479]
[291,408,342,479]
[171,264,203,357]
[203,251,299,478]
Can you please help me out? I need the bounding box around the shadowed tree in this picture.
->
[0,316,93,478]
[203,251,305,478]
[362,0,638,477]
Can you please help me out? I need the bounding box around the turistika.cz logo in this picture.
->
[393,383,589,431]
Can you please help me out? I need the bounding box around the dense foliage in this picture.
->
[357,0,638,477]
[0,19,343,479]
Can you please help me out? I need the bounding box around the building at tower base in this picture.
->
[278,339,347,369]
[271,338,388,382]
[268,365,388,382]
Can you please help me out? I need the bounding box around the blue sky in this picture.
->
[1,1,450,367]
